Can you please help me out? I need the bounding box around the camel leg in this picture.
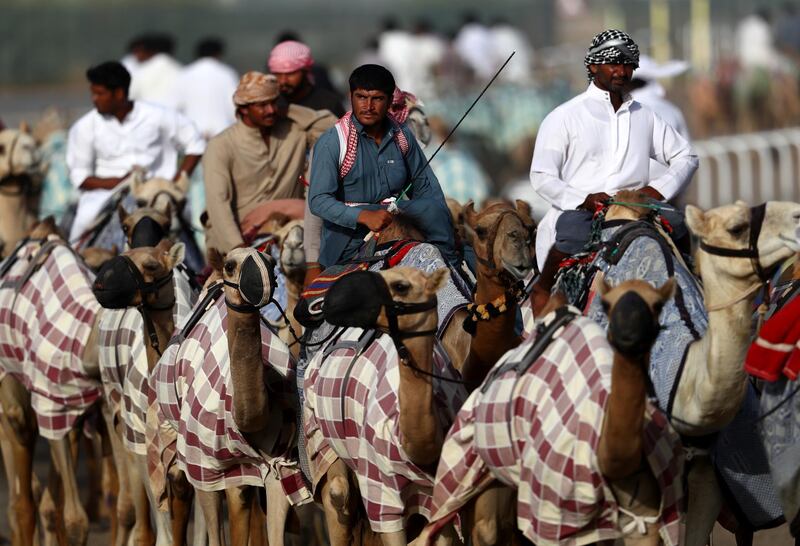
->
[380,531,406,546]
[610,469,661,546]
[125,450,156,546]
[684,457,723,546]
[470,483,515,546]
[320,459,356,546]
[0,425,21,545]
[265,474,289,546]
[225,486,254,546]
[101,408,135,546]
[40,470,61,546]
[48,433,89,546]
[247,489,266,546]
[1,376,38,546]
[196,490,224,546]
[133,452,173,546]
[191,498,208,546]
[167,467,194,546]
[82,431,104,524]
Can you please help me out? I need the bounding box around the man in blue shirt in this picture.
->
[307,64,456,270]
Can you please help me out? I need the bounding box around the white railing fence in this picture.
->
[685,128,800,209]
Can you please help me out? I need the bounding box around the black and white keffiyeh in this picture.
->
[584,29,640,80]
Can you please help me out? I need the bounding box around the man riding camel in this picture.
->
[529,29,698,311]
[268,40,346,117]
[202,71,336,252]
[306,64,456,276]
[66,61,205,243]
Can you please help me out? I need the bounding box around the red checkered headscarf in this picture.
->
[389,88,419,124]
[268,40,314,74]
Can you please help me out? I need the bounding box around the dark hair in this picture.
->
[86,62,131,95]
[196,37,224,58]
[349,64,395,96]
[275,30,301,44]
[148,33,175,55]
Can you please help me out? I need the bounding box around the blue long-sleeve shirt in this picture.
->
[309,117,454,267]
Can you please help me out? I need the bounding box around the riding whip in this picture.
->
[365,51,516,241]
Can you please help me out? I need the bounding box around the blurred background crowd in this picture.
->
[3,0,800,225]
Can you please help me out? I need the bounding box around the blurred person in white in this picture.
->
[528,29,697,310]
[454,13,495,80]
[66,61,204,242]
[120,35,148,79]
[406,19,446,100]
[490,17,534,84]
[129,34,183,106]
[170,37,239,141]
[378,17,416,92]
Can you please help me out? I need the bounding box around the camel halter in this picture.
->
[699,203,768,282]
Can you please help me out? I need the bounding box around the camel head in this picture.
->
[605,190,654,221]
[597,275,675,358]
[446,198,466,245]
[80,245,119,272]
[323,266,448,335]
[118,203,171,248]
[275,220,305,281]
[128,168,189,216]
[463,200,535,282]
[0,128,42,181]
[220,247,277,310]
[686,201,800,282]
[28,215,64,240]
[92,240,184,309]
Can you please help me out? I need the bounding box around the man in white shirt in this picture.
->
[67,61,205,242]
[170,37,239,140]
[529,29,697,307]
[129,34,183,106]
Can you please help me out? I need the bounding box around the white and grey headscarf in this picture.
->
[584,29,640,81]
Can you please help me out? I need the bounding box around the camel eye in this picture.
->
[136,199,147,207]
[728,223,748,237]
[224,261,236,275]
[475,226,488,239]
[391,281,410,295]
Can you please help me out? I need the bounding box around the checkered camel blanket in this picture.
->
[153,287,310,504]
[303,328,467,534]
[425,311,684,546]
[0,237,102,439]
[98,268,196,455]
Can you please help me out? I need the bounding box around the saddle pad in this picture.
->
[303,328,466,534]
[153,293,310,504]
[0,240,101,439]
[426,312,683,546]
[98,269,196,455]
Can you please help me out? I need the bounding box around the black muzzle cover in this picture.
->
[130,216,167,248]
[607,291,660,357]
[92,255,144,309]
[323,271,391,329]
[237,252,277,308]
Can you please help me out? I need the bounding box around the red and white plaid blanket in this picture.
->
[425,312,684,546]
[303,328,466,534]
[153,288,310,504]
[0,238,101,439]
[98,269,196,455]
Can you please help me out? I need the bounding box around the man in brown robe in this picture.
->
[202,71,336,252]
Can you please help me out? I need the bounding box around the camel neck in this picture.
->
[226,306,270,433]
[142,305,176,371]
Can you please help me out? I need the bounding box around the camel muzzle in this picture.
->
[130,216,167,248]
[607,291,660,357]
[324,271,390,329]
[92,255,172,309]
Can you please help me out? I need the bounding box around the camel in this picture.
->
[79,245,119,272]
[417,277,682,546]
[304,266,466,546]
[92,239,198,546]
[0,127,45,258]
[0,217,105,546]
[152,247,310,546]
[272,219,305,356]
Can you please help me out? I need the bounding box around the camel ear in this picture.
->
[117,203,129,224]
[165,242,185,269]
[684,205,707,238]
[658,277,677,301]
[463,201,478,228]
[207,247,224,272]
[175,171,190,196]
[130,168,145,194]
[425,267,450,294]
[515,199,532,221]
[595,273,612,296]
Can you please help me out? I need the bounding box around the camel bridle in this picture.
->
[699,203,768,282]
